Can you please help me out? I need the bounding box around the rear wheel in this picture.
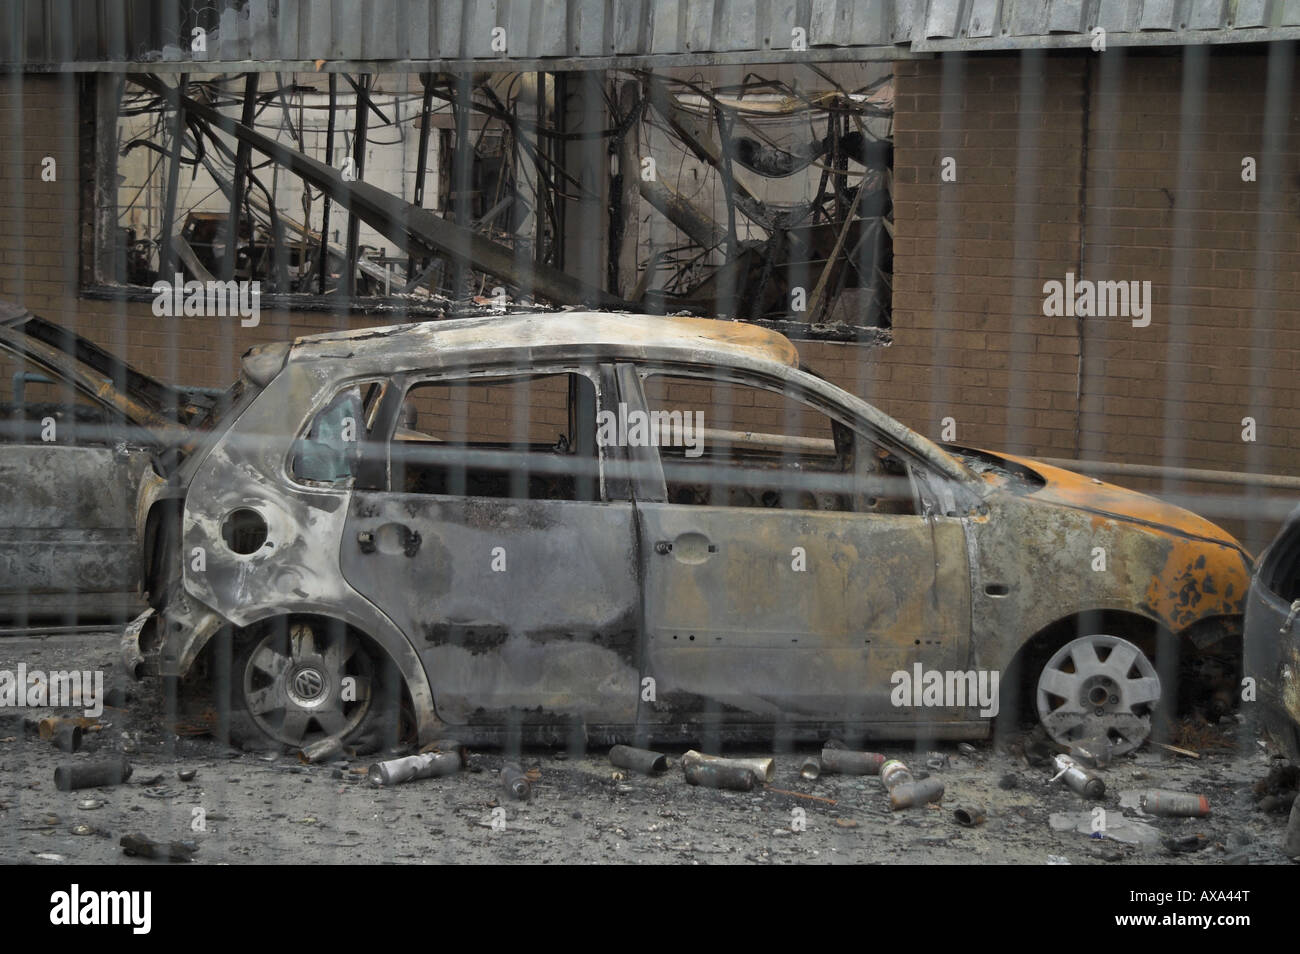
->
[1035,633,1161,756]
[227,617,393,751]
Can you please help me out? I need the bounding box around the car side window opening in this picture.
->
[639,371,917,516]
[389,370,601,503]
[291,380,386,485]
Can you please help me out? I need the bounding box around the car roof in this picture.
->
[285,311,801,376]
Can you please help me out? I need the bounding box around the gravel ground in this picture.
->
[0,631,1295,865]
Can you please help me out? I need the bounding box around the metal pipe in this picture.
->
[11,371,52,406]
[223,72,258,281]
[407,73,435,283]
[799,756,822,780]
[343,73,370,298]
[157,72,188,281]
[317,71,337,294]
[609,744,667,775]
[1037,457,1300,492]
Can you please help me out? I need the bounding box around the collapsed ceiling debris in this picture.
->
[111,66,893,339]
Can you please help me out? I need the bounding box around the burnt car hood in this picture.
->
[950,444,1246,552]
[0,300,216,439]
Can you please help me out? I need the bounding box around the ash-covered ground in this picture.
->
[1,631,1295,865]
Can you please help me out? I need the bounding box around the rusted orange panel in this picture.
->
[995,452,1243,549]
[1142,538,1251,631]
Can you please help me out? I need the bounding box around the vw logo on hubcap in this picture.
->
[290,667,326,704]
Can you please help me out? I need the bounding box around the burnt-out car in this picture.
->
[0,301,222,623]
[1244,504,1300,762]
[124,312,1251,752]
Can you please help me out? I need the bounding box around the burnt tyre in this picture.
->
[1035,633,1161,756]
[226,617,398,751]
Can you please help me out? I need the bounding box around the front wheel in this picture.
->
[1035,633,1161,756]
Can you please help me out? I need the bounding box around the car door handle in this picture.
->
[656,534,717,563]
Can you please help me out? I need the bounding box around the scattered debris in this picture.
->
[609,744,668,775]
[299,736,346,765]
[768,788,836,805]
[1050,811,1161,847]
[683,751,774,784]
[953,805,987,827]
[54,758,133,791]
[1153,741,1200,760]
[1066,735,1113,768]
[368,744,465,786]
[501,763,531,801]
[821,748,885,776]
[1134,790,1211,818]
[1050,754,1105,800]
[1252,763,1298,814]
[890,778,945,811]
[879,759,913,791]
[681,751,770,792]
[37,717,97,741]
[177,768,197,782]
[120,833,198,862]
[1286,796,1300,859]
[1163,833,1209,854]
[51,724,83,753]
[998,773,1020,790]
[799,756,822,780]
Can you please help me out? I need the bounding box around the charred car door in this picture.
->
[620,365,972,733]
[339,365,642,732]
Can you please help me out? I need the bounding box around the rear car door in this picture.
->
[622,365,972,732]
[339,364,642,732]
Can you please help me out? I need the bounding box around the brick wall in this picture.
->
[889,49,1300,549]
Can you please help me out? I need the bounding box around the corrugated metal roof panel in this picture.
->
[5,0,1300,70]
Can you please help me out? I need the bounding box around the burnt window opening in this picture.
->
[388,371,601,503]
[291,380,387,486]
[640,373,914,515]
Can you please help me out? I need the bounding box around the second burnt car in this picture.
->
[1244,504,1300,762]
[0,301,224,624]
[124,312,1252,752]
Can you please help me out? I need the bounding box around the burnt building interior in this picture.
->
[107,64,894,338]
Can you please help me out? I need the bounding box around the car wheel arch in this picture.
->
[188,605,443,745]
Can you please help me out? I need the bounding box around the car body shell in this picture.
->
[130,311,1252,746]
[1243,504,1300,762]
